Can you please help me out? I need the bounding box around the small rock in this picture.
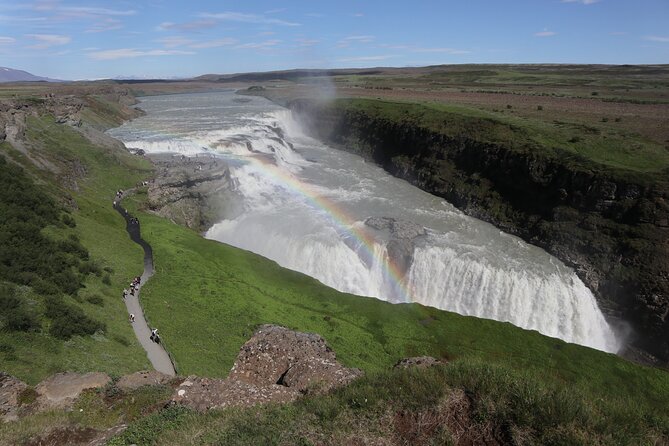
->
[394,356,445,369]
[35,372,110,410]
[116,371,174,391]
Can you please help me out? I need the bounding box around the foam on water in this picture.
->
[109,91,621,353]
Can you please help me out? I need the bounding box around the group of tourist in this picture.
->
[113,191,162,346]
[122,276,141,299]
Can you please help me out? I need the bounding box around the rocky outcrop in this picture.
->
[394,356,445,369]
[289,99,669,364]
[146,153,235,231]
[116,370,174,391]
[0,373,29,422]
[35,372,111,410]
[172,325,363,411]
[229,324,363,392]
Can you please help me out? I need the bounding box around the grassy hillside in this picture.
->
[0,104,153,384]
[115,193,669,414]
[107,360,669,445]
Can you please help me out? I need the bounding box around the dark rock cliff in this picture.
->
[289,99,669,364]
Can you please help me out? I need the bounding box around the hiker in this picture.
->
[150,328,158,342]
[122,289,128,299]
[129,313,135,323]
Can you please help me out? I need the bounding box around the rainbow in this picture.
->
[234,151,415,303]
[115,110,415,303]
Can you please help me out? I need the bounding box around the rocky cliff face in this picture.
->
[145,153,236,232]
[289,99,669,364]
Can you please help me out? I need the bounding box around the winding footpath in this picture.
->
[113,192,176,376]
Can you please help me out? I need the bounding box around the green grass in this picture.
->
[0,383,173,446]
[3,358,665,445]
[0,115,154,384]
[108,359,668,445]
[330,98,669,177]
[124,199,669,414]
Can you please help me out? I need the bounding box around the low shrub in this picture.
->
[0,284,40,332]
[86,294,105,306]
[45,295,105,339]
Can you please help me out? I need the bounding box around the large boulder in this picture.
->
[35,372,110,410]
[229,324,363,392]
[172,325,363,411]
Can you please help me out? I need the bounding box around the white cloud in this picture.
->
[305,13,324,18]
[59,6,136,17]
[190,38,237,49]
[561,0,600,4]
[296,38,320,47]
[86,18,123,33]
[236,39,281,49]
[200,12,300,27]
[88,48,195,60]
[644,36,669,43]
[535,30,557,37]
[156,20,217,32]
[26,33,70,49]
[0,36,15,44]
[337,55,396,63]
[338,35,375,48]
[156,36,194,48]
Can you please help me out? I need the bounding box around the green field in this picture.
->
[298,97,669,179]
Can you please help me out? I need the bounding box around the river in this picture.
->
[108,90,620,353]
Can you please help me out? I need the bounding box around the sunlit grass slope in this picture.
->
[0,108,153,384]
[127,193,669,413]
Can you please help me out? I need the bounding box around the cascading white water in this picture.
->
[108,91,621,353]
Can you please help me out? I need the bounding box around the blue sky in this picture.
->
[0,0,667,79]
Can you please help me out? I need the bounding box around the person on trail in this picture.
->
[129,313,135,322]
[150,328,158,342]
[122,289,128,299]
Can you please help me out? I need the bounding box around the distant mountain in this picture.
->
[0,67,62,83]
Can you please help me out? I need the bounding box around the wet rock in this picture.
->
[365,217,427,277]
[387,239,415,276]
[116,371,174,391]
[0,372,29,422]
[145,153,235,231]
[394,356,445,370]
[35,372,110,410]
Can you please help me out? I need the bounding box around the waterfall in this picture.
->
[109,91,622,354]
